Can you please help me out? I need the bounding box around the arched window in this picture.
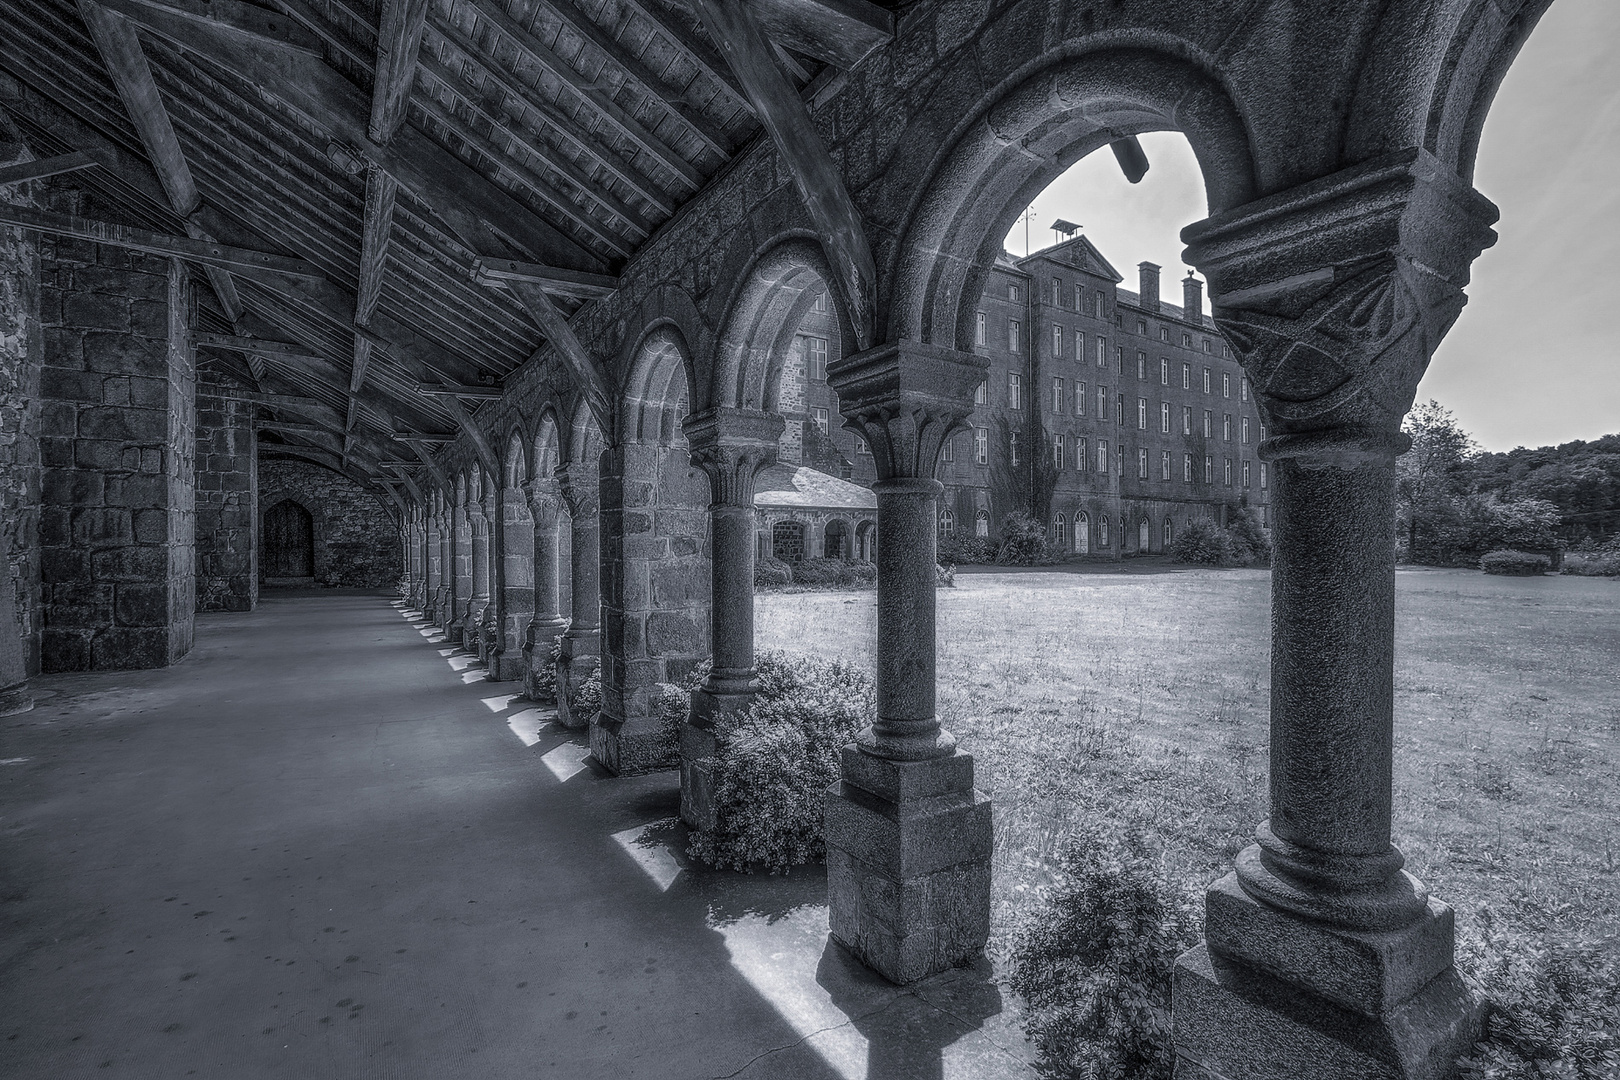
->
[1074,511,1090,554]
[939,509,955,540]
[1163,520,1174,546]
[974,510,990,538]
[1099,515,1109,547]
[772,520,806,563]
[1139,518,1151,551]
[1054,513,1066,546]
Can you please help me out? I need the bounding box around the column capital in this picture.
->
[826,341,988,481]
[682,407,785,506]
[555,462,598,517]
[1184,148,1498,459]
[522,477,565,527]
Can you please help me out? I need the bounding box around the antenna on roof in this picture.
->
[1051,219,1080,239]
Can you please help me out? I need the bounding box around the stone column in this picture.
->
[446,492,469,640]
[678,408,785,829]
[489,481,533,681]
[476,479,500,660]
[1173,149,1499,1080]
[464,481,490,653]
[426,495,444,623]
[522,477,569,701]
[194,371,256,613]
[407,505,425,611]
[824,340,993,984]
[554,460,600,728]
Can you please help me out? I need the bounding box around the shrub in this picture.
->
[939,534,997,565]
[529,635,562,700]
[996,510,1054,566]
[1010,826,1201,1080]
[1458,909,1620,1079]
[686,650,876,873]
[936,562,956,587]
[1168,517,1235,565]
[654,659,710,757]
[754,556,793,587]
[570,664,602,720]
[1562,541,1620,577]
[845,560,876,584]
[1480,549,1551,576]
[1224,505,1272,567]
[791,557,855,586]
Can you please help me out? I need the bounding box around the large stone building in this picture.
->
[779,237,1271,557]
[0,2,1557,1078]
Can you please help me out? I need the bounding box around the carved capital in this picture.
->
[1184,149,1498,460]
[555,462,598,518]
[826,341,988,481]
[682,407,785,507]
[523,477,565,528]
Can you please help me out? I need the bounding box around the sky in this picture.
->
[1004,0,1620,453]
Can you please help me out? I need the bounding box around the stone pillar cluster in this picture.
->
[1171,149,1500,1080]
[194,371,256,613]
[554,460,600,727]
[521,476,568,701]
[489,478,534,681]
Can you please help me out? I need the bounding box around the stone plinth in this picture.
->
[825,748,992,984]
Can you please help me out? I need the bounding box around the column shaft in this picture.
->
[865,478,951,759]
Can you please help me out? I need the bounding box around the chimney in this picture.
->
[1183,273,1204,321]
[1138,262,1160,313]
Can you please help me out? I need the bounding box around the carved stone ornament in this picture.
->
[555,462,599,518]
[825,341,989,481]
[1184,148,1499,451]
[682,407,785,507]
[522,477,565,529]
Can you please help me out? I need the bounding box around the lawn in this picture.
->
[755,564,1620,958]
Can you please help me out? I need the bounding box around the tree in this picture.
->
[1397,400,1479,562]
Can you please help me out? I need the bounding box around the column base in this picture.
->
[1172,876,1485,1080]
[589,714,671,776]
[825,746,992,985]
[487,650,526,682]
[679,723,719,831]
[555,640,599,730]
[0,681,33,717]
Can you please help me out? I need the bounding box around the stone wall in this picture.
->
[258,458,398,588]
[36,213,195,672]
[0,126,41,691]
[195,372,256,611]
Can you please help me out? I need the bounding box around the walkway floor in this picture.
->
[0,591,1036,1079]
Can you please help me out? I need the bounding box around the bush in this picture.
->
[1480,549,1552,576]
[1562,541,1620,577]
[997,510,1056,566]
[1168,517,1235,565]
[791,557,853,586]
[754,556,793,587]
[1458,909,1620,1079]
[939,534,997,565]
[529,635,562,700]
[1010,826,1201,1080]
[1224,505,1272,567]
[936,562,956,588]
[686,650,876,873]
[570,664,601,720]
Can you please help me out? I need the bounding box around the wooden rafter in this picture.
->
[474,257,617,300]
[500,278,612,435]
[368,0,429,144]
[92,0,325,55]
[0,149,106,186]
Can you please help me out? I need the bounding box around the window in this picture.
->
[1160,450,1171,481]
[1116,393,1125,425]
[1053,433,1064,470]
[1182,333,1192,348]
[1008,283,1020,302]
[1075,284,1086,312]
[1136,352,1147,380]
[1159,326,1170,342]
[1202,410,1212,438]
[974,380,988,406]
[855,436,870,455]
[1241,377,1250,403]
[1202,367,1211,394]
[1163,519,1174,546]
[1100,515,1110,547]
[1160,357,1170,385]
[1183,453,1193,482]
[802,335,828,380]
[1223,414,1232,442]
[974,427,989,465]
[1260,463,1268,489]
[1008,319,1021,353]
[1202,338,1212,353]
[1182,362,1191,389]
[942,435,954,463]
[939,509,954,538]
[811,406,828,434]
[1052,323,1063,357]
[1114,310,1123,327]
[1224,458,1233,485]
[812,290,828,313]
[1181,405,1192,435]
[1137,398,1148,429]
[975,510,990,538]
[1203,455,1213,484]
[1223,344,1232,359]
[1052,377,1065,413]
[1097,336,1107,367]
[1010,432,1020,466]
[1076,381,1087,417]
[1137,319,1148,335]
[1077,437,1087,471]
[1222,372,1231,399]
[975,311,987,346]
[1096,440,1109,473]
[1054,513,1067,546]
[1241,416,1250,444]
[1076,330,1084,358]
[1096,384,1107,418]
[1052,276,1063,305]
[1097,293,1107,319]
[1115,345,1124,371]
[1137,447,1149,479]
[1008,372,1023,410]
[1160,402,1171,433]
[1242,460,1252,488]
[1259,422,1267,443]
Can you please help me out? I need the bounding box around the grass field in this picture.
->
[755,564,1620,957]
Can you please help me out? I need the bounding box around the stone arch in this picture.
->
[822,518,852,560]
[504,426,529,491]
[260,496,315,580]
[619,322,695,448]
[706,233,858,413]
[565,394,603,468]
[882,45,1259,348]
[533,411,562,478]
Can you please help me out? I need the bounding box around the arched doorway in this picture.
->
[823,519,850,559]
[1139,518,1151,552]
[263,500,313,581]
[1075,511,1090,554]
[772,521,805,562]
[854,520,874,562]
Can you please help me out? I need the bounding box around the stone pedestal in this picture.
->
[1173,150,1499,1079]
[825,340,992,984]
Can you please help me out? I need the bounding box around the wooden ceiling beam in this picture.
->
[727,0,891,71]
[92,0,326,55]
[368,0,429,144]
[454,0,705,193]
[694,0,875,349]
[499,278,612,435]
[414,383,502,399]
[439,393,499,478]
[615,0,748,109]
[0,149,107,186]
[474,257,617,300]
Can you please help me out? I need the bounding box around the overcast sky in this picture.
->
[1006,0,1619,452]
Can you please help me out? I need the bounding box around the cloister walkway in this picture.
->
[0,591,1035,1080]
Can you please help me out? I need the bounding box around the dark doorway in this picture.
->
[823,519,849,559]
[263,500,314,580]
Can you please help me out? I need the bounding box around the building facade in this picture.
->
[776,235,1270,558]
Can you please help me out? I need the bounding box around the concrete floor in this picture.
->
[0,591,1036,1079]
